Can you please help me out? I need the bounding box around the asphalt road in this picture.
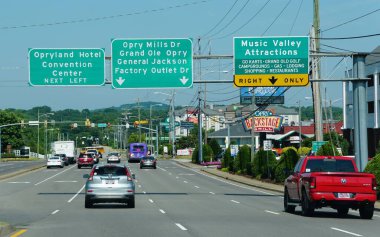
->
[0,160,45,177]
[0,159,379,237]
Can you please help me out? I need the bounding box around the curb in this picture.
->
[174,160,380,211]
[0,164,46,181]
[0,222,14,237]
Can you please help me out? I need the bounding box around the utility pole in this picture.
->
[137,98,141,143]
[251,88,256,162]
[298,100,302,150]
[312,0,323,141]
[171,90,176,158]
[198,90,203,163]
[37,109,40,157]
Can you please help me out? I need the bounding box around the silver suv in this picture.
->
[84,164,135,208]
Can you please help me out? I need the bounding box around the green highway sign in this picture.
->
[234,36,309,87]
[28,48,105,86]
[97,123,107,128]
[111,38,193,89]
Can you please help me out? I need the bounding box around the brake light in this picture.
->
[127,177,132,181]
[372,178,377,191]
[309,177,316,189]
[88,176,93,181]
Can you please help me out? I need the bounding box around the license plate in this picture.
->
[105,180,117,185]
[338,193,351,198]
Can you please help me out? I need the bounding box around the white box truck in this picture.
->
[51,141,76,164]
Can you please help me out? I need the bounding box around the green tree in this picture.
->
[209,138,222,161]
[253,149,276,179]
[274,148,300,183]
[233,145,250,174]
[0,110,23,152]
[364,154,380,196]
[127,133,146,144]
[316,142,339,156]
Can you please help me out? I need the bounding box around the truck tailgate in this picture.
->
[313,172,374,193]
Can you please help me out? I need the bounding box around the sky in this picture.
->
[1,0,380,110]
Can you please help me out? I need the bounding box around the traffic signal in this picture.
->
[85,119,91,127]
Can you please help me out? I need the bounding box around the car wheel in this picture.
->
[77,165,81,169]
[301,190,314,216]
[47,166,50,169]
[128,196,135,208]
[359,203,374,219]
[140,165,143,169]
[154,165,157,169]
[61,165,64,168]
[85,196,93,208]
[284,189,296,213]
[337,207,349,217]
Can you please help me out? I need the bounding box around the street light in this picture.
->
[38,112,54,159]
[154,91,176,158]
[150,104,163,149]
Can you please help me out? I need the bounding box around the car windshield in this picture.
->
[305,159,355,172]
[94,166,127,176]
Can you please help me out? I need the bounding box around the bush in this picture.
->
[316,142,339,156]
[274,148,300,183]
[298,147,311,156]
[253,149,276,179]
[233,145,250,174]
[191,144,214,164]
[364,153,380,198]
[209,139,222,161]
[222,147,233,171]
[1,153,16,158]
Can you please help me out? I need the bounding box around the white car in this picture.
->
[47,156,65,168]
[107,152,121,163]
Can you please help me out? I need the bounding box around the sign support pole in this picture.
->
[251,88,256,162]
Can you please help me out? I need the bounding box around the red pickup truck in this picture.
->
[284,156,377,219]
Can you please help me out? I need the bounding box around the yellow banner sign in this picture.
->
[234,74,309,87]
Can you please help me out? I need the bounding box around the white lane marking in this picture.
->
[157,167,167,172]
[7,182,30,184]
[331,227,362,237]
[149,199,154,203]
[159,209,166,214]
[194,186,200,189]
[168,173,172,175]
[143,191,146,194]
[35,165,76,186]
[178,173,195,176]
[175,223,188,231]
[138,185,142,188]
[183,181,188,183]
[174,162,276,196]
[265,210,280,215]
[374,214,380,218]
[54,181,78,183]
[209,192,215,195]
[176,176,179,179]
[231,200,240,204]
[67,185,85,203]
[51,210,60,215]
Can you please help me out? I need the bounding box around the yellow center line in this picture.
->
[10,229,27,237]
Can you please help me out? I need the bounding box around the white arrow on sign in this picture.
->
[116,77,125,86]
[179,76,188,85]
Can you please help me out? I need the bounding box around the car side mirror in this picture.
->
[132,174,136,179]
[83,174,90,179]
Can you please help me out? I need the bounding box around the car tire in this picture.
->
[284,189,296,213]
[60,165,64,168]
[140,165,143,169]
[85,196,93,208]
[128,197,135,208]
[154,166,157,169]
[77,165,81,169]
[337,207,349,217]
[301,190,314,216]
[359,203,374,219]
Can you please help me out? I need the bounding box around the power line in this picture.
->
[261,0,292,36]
[202,0,239,37]
[214,0,272,40]
[313,32,380,40]
[0,1,209,30]
[207,0,251,39]
[288,0,304,35]
[322,8,380,33]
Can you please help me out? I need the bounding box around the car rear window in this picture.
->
[49,157,60,160]
[79,153,93,158]
[305,159,355,172]
[94,166,127,176]
[132,146,145,152]
[143,157,155,160]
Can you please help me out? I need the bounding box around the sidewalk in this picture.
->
[174,159,380,211]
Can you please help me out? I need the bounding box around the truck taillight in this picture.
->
[309,177,316,189]
[372,178,377,191]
